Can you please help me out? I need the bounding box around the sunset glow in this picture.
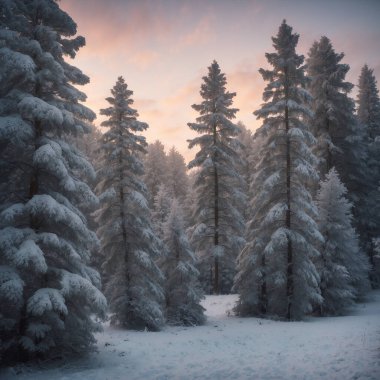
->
[60,0,380,162]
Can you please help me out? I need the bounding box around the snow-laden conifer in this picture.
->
[0,0,106,362]
[356,65,380,273]
[306,37,369,265]
[234,21,322,320]
[96,77,165,331]
[161,200,205,326]
[152,183,173,240]
[165,147,189,202]
[187,60,245,294]
[316,168,370,315]
[143,140,168,206]
[306,37,354,178]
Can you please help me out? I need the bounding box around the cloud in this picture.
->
[134,98,157,109]
[60,0,174,53]
[226,58,267,131]
[163,81,200,108]
[179,16,215,47]
[129,51,160,70]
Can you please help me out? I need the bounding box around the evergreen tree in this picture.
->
[161,200,205,326]
[234,21,322,320]
[357,64,380,143]
[316,168,369,315]
[165,146,189,202]
[306,36,353,178]
[356,64,380,273]
[187,60,244,295]
[306,37,369,266]
[143,140,168,207]
[96,77,165,331]
[0,0,106,362]
[152,183,173,240]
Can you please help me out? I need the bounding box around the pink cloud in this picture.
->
[180,16,215,47]
[60,0,174,54]
[129,51,160,70]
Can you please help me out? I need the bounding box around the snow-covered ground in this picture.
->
[2,291,380,380]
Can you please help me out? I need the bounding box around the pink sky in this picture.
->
[60,0,380,162]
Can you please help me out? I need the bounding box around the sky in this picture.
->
[60,0,380,162]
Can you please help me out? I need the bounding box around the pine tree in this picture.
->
[152,183,173,240]
[306,36,353,178]
[165,146,189,202]
[316,168,369,315]
[306,37,369,267]
[234,21,322,320]
[0,0,106,362]
[143,140,168,207]
[356,65,380,274]
[96,77,165,331]
[187,60,244,295]
[161,200,205,326]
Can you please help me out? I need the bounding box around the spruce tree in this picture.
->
[161,200,205,326]
[306,37,369,266]
[96,77,165,331]
[0,0,106,362]
[356,64,380,274]
[306,36,353,178]
[152,183,173,240]
[143,140,168,207]
[234,21,322,320]
[187,60,244,294]
[165,146,189,202]
[316,168,369,315]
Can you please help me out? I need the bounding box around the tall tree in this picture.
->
[96,77,165,331]
[316,168,369,315]
[356,64,380,274]
[143,140,168,207]
[161,200,205,326]
[234,21,322,320]
[0,0,106,362]
[306,36,353,178]
[187,60,244,295]
[306,37,369,267]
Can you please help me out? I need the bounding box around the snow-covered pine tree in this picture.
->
[316,168,370,315]
[96,76,165,331]
[235,122,252,224]
[165,146,189,202]
[356,64,380,275]
[143,140,168,207]
[306,37,369,267]
[152,183,173,240]
[0,0,106,362]
[306,36,353,178]
[234,21,322,320]
[187,60,244,295]
[161,199,205,326]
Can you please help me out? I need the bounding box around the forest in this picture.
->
[0,0,379,376]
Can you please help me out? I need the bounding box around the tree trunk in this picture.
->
[213,119,220,295]
[285,71,293,320]
[260,254,267,315]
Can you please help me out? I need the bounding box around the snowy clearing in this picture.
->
[2,291,380,380]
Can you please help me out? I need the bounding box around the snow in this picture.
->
[2,291,380,379]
